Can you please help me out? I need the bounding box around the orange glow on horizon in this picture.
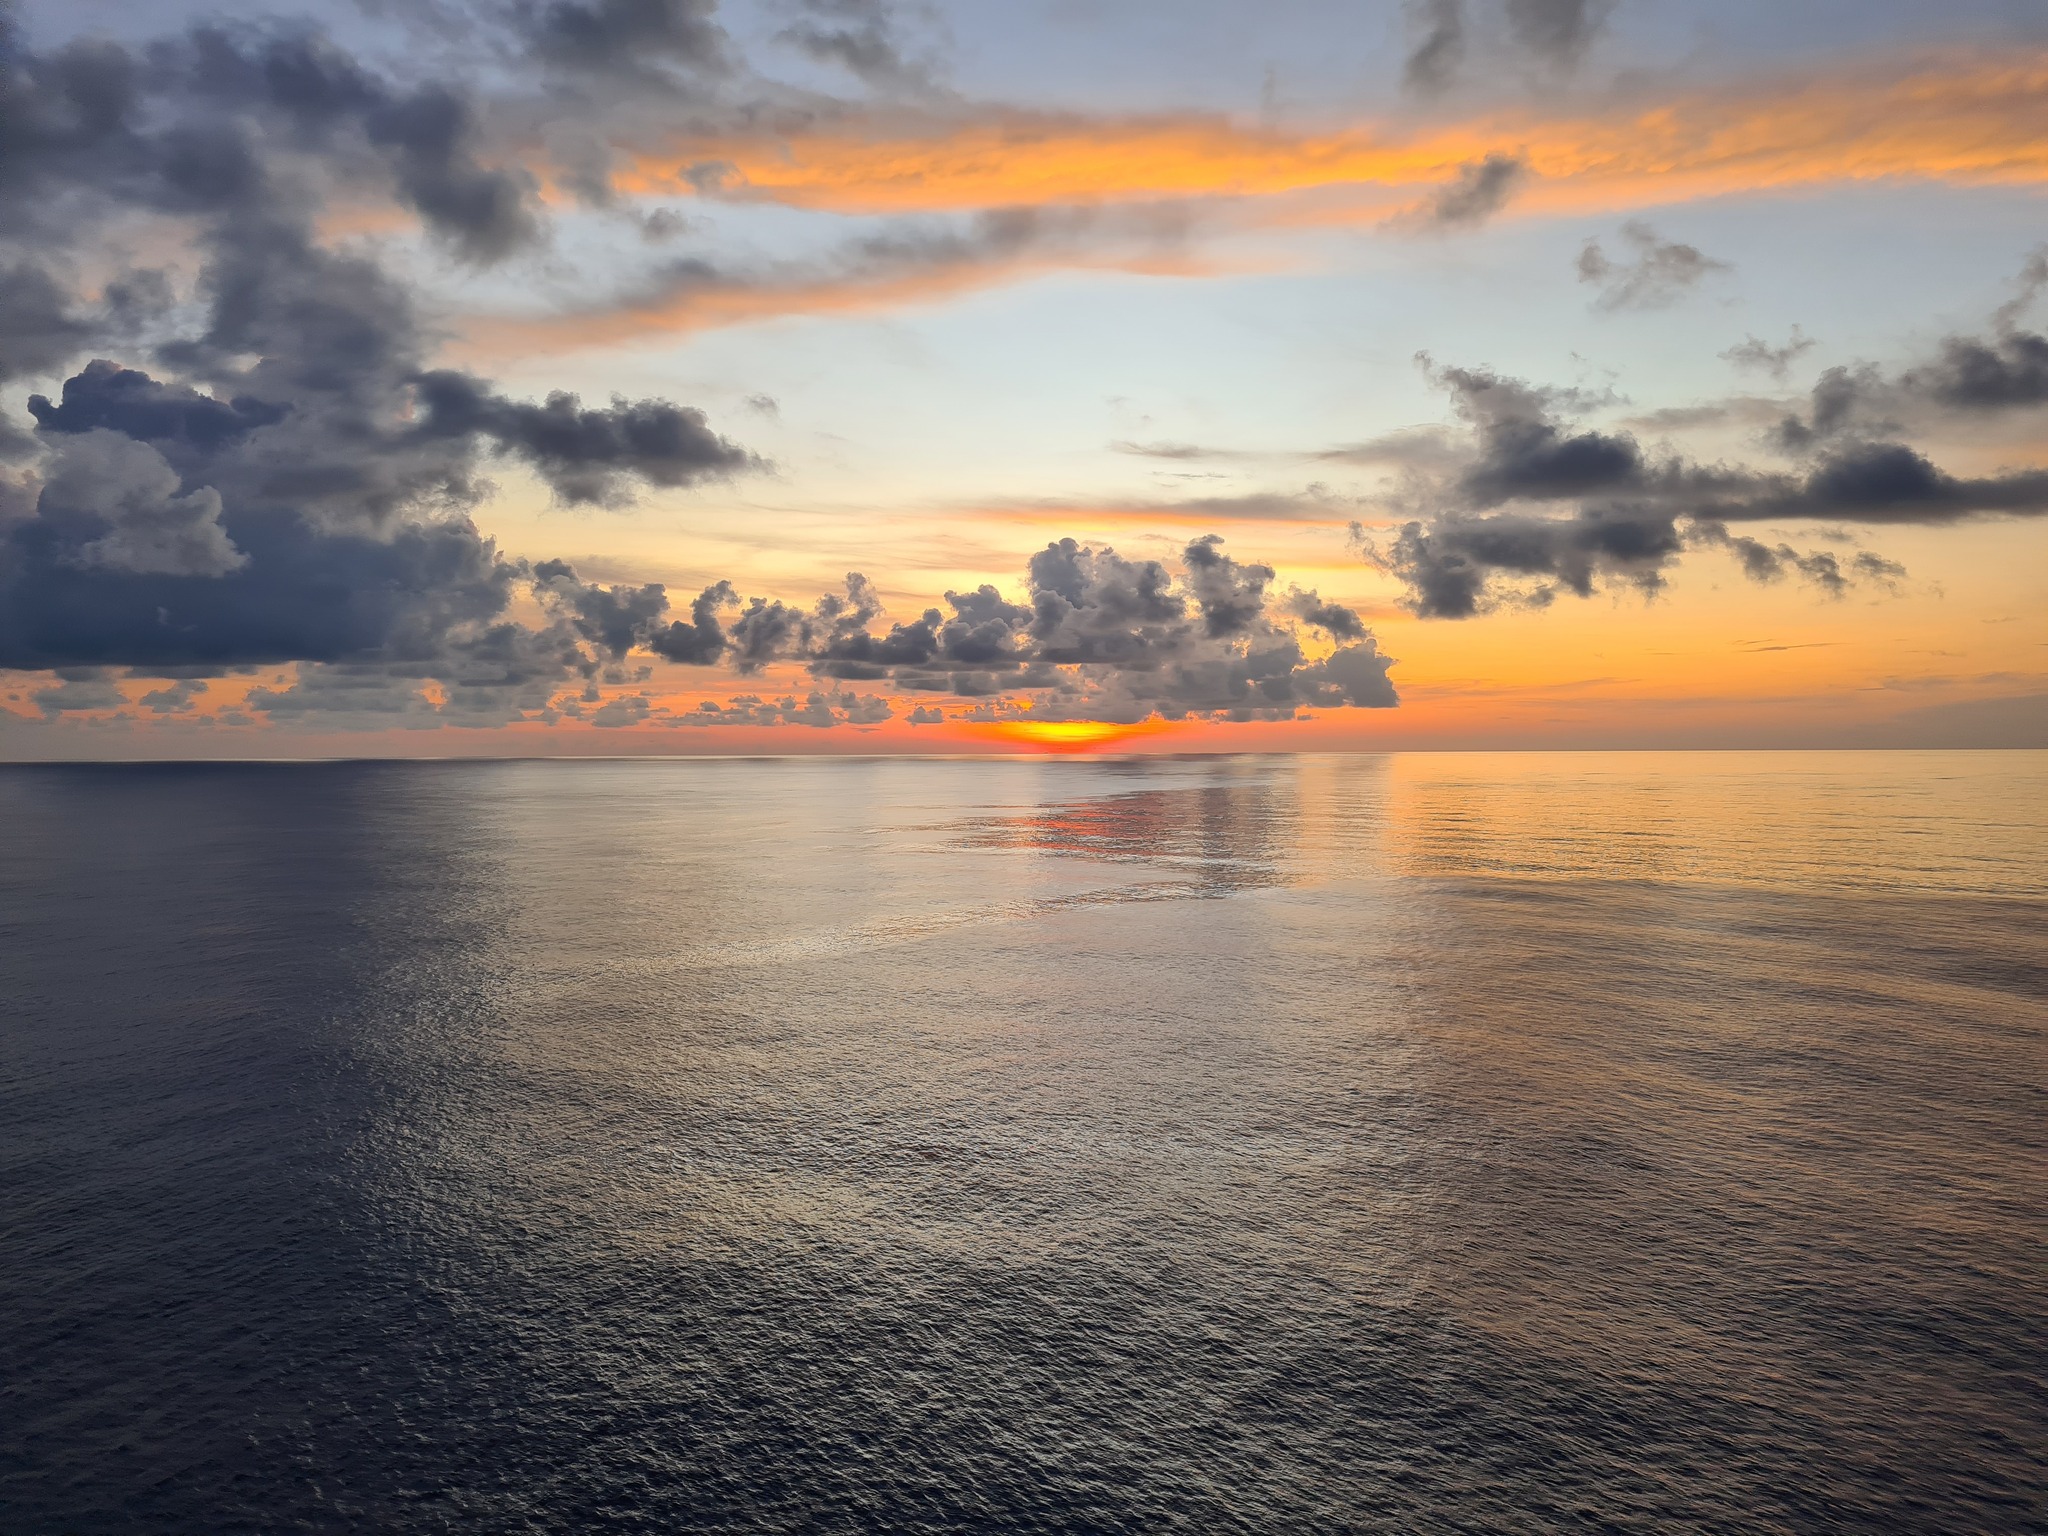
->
[973,717,1185,752]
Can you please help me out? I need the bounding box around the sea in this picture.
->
[2,752,2043,1534]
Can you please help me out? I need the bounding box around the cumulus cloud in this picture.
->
[0,9,789,728]
[673,690,892,727]
[1578,222,1731,310]
[410,371,757,504]
[1347,354,2043,617]
[798,535,1398,723]
[1903,330,2048,411]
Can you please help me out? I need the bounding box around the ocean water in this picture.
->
[1,751,2043,1534]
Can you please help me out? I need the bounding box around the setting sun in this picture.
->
[976,718,1183,752]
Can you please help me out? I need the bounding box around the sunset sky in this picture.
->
[2,0,2044,755]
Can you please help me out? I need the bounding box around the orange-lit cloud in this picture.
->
[455,50,2048,351]
[611,51,2048,218]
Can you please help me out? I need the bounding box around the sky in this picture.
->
[1,0,2044,756]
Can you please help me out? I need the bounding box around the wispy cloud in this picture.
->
[608,51,2048,219]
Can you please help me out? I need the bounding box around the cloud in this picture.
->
[1403,0,1613,95]
[1578,221,1731,310]
[608,50,2048,219]
[409,370,758,504]
[1388,152,1528,230]
[518,0,728,75]
[1690,528,1906,598]
[794,535,1399,722]
[0,20,546,265]
[362,85,542,263]
[1283,588,1370,639]
[1344,355,2048,617]
[1722,328,1817,381]
[1903,330,2048,410]
[28,361,289,451]
[1361,507,1684,618]
[32,668,125,717]
[671,690,892,727]
[1504,0,1616,67]
[139,678,208,713]
[35,430,246,578]
[1403,0,1467,94]
[0,263,95,386]
[0,13,763,724]
[1111,440,1226,460]
[777,0,938,93]
[461,203,1211,355]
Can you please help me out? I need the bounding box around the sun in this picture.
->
[975,718,1181,753]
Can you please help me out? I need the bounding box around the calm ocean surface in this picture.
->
[2,752,2043,1534]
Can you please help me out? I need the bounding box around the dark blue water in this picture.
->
[2,754,2043,1533]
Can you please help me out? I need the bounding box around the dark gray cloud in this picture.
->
[1421,357,2048,525]
[518,0,727,74]
[1349,356,2048,617]
[1578,222,1730,311]
[1,1,1413,734]
[1504,0,1616,65]
[1903,330,2048,411]
[798,536,1396,723]
[0,17,544,265]
[645,579,739,664]
[1396,153,1526,231]
[1692,528,1906,598]
[1758,256,2048,443]
[672,689,892,727]
[1362,506,1683,619]
[1403,0,1466,94]
[28,360,288,451]
[777,0,934,92]
[1427,361,1641,503]
[0,7,781,725]
[31,667,125,717]
[138,677,208,713]
[411,370,757,504]
[0,263,95,386]
[1767,364,1883,451]
[1400,0,1613,92]
[362,85,540,262]
[1284,589,1369,639]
